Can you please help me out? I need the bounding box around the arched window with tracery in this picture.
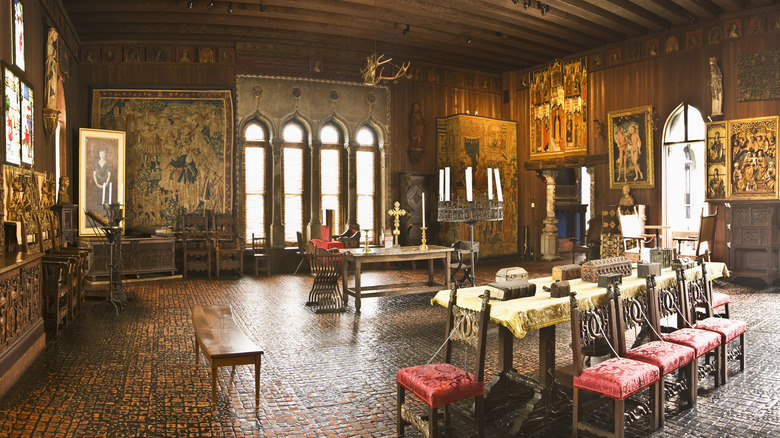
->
[244,121,268,241]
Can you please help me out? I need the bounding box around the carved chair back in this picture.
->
[570,286,618,377]
[443,287,491,383]
[613,284,657,356]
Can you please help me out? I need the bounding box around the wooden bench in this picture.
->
[192,305,264,409]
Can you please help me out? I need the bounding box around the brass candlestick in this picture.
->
[363,229,371,253]
[419,227,428,250]
[387,201,406,247]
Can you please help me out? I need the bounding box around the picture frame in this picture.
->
[607,105,654,189]
[78,128,125,236]
[726,116,778,200]
[705,121,728,200]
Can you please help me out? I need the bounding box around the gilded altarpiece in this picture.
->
[436,114,517,257]
[723,116,778,200]
[529,59,587,160]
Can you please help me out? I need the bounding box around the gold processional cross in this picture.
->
[387,201,406,247]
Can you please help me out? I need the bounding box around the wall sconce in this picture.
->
[187,1,194,9]
[227,2,233,13]
[207,1,215,9]
[540,3,549,15]
[466,36,472,44]
[523,1,530,10]
[402,24,410,35]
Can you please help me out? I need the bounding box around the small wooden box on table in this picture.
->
[192,305,264,409]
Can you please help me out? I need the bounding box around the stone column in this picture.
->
[269,138,285,248]
[587,166,596,219]
[540,170,561,261]
[307,139,322,239]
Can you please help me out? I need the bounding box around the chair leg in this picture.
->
[572,388,580,438]
[686,360,698,409]
[721,343,728,385]
[739,333,745,372]
[428,406,438,437]
[396,382,406,437]
[613,398,625,438]
[656,377,665,428]
[475,395,485,438]
[294,258,305,275]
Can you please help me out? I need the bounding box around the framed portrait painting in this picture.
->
[78,128,125,236]
[607,106,654,189]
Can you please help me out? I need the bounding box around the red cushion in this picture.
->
[624,341,696,375]
[311,239,343,250]
[397,363,483,408]
[663,328,722,358]
[694,317,746,343]
[573,357,659,400]
[711,292,731,309]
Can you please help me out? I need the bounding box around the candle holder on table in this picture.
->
[438,195,504,278]
[419,227,428,251]
[363,229,371,253]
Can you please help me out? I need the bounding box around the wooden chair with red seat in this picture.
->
[687,263,746,384]
[570,286,661,438]
[396,286,491,438]
[653,268,723,389]
[614,279,697,425]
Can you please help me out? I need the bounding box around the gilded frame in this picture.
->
[607,105,654,189]
[78,128,125,236]
[726,115,778,200]
[705,121,728,200]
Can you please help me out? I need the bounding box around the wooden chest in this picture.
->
[581,256,632,283]
[552,264,581,281]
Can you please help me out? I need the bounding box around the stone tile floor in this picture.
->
[0,256,777,437]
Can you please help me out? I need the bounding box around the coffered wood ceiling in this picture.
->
[61,0,775,73]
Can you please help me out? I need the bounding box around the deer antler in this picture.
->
[362,54,411,85]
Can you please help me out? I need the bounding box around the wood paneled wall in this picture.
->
[509,30,780,261]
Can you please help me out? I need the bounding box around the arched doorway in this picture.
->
[662,103,706,246]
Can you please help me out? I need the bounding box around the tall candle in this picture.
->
[466,167,473,202]
[108,182,112,204]
[487,167,493,200]
[494,168,503,202]
[445,167,451,201]
[421,192,426,228]
[438,169,444,201]
[101,183,106,204]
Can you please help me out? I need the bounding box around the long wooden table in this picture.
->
[432,262,729,434]
[340,245,453,312]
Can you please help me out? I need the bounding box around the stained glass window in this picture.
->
[4,66,33,166]
[13,0,25,71]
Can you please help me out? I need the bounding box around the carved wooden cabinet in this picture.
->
[0,254,44,398]
[80,236,176,279]
[725,202,780,284]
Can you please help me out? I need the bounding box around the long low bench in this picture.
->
[192,305,264,409]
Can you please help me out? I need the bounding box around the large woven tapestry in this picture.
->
[736,50,780,102]
[436,114,517,257]
[92,89,233,231]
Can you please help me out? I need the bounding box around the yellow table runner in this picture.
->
[432,262,729,339]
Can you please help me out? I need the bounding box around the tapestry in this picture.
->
[736,50,780,102]
[529,58,587,160]
[436,114,517,257]
[92,89,233,231]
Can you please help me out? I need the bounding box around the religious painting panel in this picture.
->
[78,128,125,236]
[12,0,25,71]
[436,114,517,257]
[685,29,703,49]
[746,15,764,35]
[727,116,778,200]
[644,38,660,57]
[607,106,654,189]
[91,89,234,231]
[529,58,587,160]
[705,122,728,200]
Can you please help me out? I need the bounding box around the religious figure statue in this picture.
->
[8,175,30,222]
[408,102,424,151]
[40,176,56,211]
[45,28,59,109]
[57,176,71,205]
[709,57,723,116]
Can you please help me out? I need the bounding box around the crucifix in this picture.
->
[387,201,406,247]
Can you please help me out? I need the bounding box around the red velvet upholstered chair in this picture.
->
[615,279,697,426]
[654,269,723,389]
[396,286,491,438]
[688,263,746,384]
[570,286,661,438]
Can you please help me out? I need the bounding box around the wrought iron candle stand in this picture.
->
[101,203,126,314]
[438,195,504,276]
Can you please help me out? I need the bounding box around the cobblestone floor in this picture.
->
[0,256,776,437]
